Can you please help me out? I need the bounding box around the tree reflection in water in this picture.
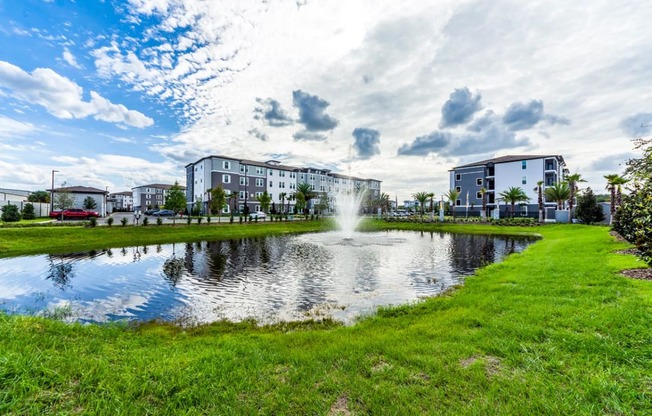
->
[46,256,75,290]
[162,243,186,287]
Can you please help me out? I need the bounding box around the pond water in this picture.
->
[0,231,534,325]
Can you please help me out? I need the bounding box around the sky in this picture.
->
[0,0,651,201]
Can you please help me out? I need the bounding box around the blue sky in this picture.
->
[1,0,651,200]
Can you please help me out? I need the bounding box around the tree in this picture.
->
[480,187,487,221]
[164,182,186,224]
[544,182,570,210]
[412,191,430,219]
[603,174,620,225]
[294,192,305,215]
[1,204,21,222]
[228,192,238,218]
[256,191,272,218]
[566,172,586,219]
[534,181,544,223]
[498,186,530,218]
[444,189,460,219]
[83,196,97,210]
[193,197,202,216]
[28,190,50,203]
[210,186,227,222]
[379,193,391,214]
[427,193,435,217]
[279,192,287,214]
[296,183,315,214]
[53,187,74,210]
[286,193,295,215]
[22,203,36,220]
[315,194,329,215]
[574,187,605,225]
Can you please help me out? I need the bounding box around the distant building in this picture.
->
[48,186,109,216]
[449,155,568,218]
[108,191,134,211]
[132,184,185,211]
[0,188,30,201]
[185,155,382,215]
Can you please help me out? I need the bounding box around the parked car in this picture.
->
[144,209,160,215]
[51,208,100,220]
[250,211,266,219]
[152,209,176,217]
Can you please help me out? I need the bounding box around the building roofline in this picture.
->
[452,154,565,170]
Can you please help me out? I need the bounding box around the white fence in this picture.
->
[0,200,51,217]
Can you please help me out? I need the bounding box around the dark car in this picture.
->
[152,209,176,217]
[144,209,160,215]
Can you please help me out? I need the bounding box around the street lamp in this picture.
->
[50,170,59,213]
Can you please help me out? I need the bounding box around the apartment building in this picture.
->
[132,184,184,211]
[449,155,567,218]
[185,155,382,215]
[108,191,134,211]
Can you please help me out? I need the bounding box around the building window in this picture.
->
[455,186,461,193]
[269,181,273,187]
[269,169,273,176]
[456,199,461,206]
[522,176,527,185]
[280,171,286,177]
[255,205,261,211]
[455,174,461,181]
[240,165,249,173]
[223,174,231,183]
[522,161,527,169]
[239,204,244,212]
[223,161,231,170]
[476,178,483,186]
[255,178,264,187]
[255,192,263,198]
[239,191,246,200]
[476,191,483,199]
[240,177,249,186]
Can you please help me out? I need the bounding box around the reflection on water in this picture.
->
[0,231,534,325]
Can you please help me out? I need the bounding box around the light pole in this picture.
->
[50,170,59,213]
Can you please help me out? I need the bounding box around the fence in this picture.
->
[0,200,51,217]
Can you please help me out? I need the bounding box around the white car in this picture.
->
[251,211,266,219]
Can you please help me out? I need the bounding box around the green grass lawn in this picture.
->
[0,222,650,414]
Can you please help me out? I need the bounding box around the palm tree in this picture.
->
[412,191,430,219]
[612,175,629,207]
[444,189,460,220]
[296,183,315,214]
[279,192,287,214]
[287,193,295,215]
[566,173,586,219]
[498,186,530,218]
[379,193,391,214]
[534,181,544,223]
[544,182,570,211]
[427,192,435,218]
[480,187,487,221]
[604,174,619,224]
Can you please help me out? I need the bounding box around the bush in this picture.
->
[575,187,605,225]
[1,204,22,222]
[142,217,149,226]
[230,216,234,224]
[107,217,114,227]
[197,217,202,225]
[88,217,97,227]
[21,203,35,220]
[207,216,211,224]
[187,216,192,225]
[613,180,652,265]
[121,217,128,227]
[157,217,163,226]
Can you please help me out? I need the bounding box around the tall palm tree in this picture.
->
[428,192,435,217]
[534,181,544,223]
[604,174,619,224]
[498,186,530,218]
[296,183,315,214]
[412,191,430,219]
[566,173,586,219]
[480,187,487,221]
[611,175,629,207]
[287,193,295,214]
[379,193,391,213]
[444,189,460,220]
[544,182,570,211]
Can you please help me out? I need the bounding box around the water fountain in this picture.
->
[334,188,368,239]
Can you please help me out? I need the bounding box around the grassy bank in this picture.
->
[0,220,334,258]
[1,224,651,414]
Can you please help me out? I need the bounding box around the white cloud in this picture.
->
[62,48,83,69]
[0,115,36,138]
[0,61,153,128]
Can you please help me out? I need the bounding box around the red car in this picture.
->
[50,208,100,220]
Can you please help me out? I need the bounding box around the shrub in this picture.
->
[157,217,163,226]
[575,187,605,225]
[21,203,36,220]
[197,217,203,225]
[187,216,192,225]
[121,217,128,227]
[207,216,211,224]
[239,216,243,224]
[230,216,234,224]
[1,204,22,222]
[107,217,114,227]
[613,180,652,265]
[88,217,97,227]
[142,217,149,226]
